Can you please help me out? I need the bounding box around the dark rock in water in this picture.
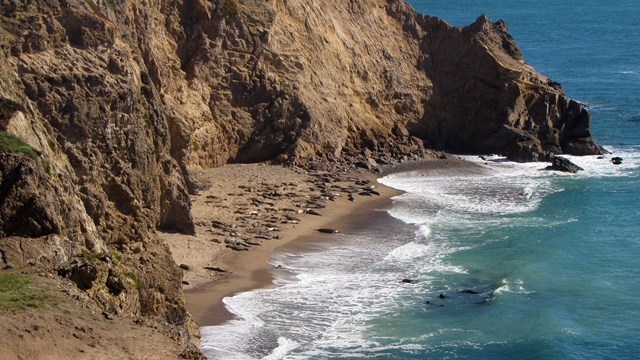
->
[599,146,612,154]
[545,156,583,173]
[401,279,417,284]
[611,157,623,165]
[179,263,191,271]
[315,228,339,234]
[460,289,479,294]
[425,300,444,307]
[438,293,446,299]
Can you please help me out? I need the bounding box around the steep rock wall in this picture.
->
[0,0,200,356]
[417,13,600,161]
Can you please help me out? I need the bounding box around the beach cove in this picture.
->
[166,157,485,326]
[193,151,639,359]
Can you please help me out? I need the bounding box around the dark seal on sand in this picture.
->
[315,228,340,234]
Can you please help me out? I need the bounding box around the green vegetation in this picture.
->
[144,114,152,128]
[125,272,141,289]
[0,131,38,156]
[0,131,52,176]
[221,0,238,17]
[0,272,47,311]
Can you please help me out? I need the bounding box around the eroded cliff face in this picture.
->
[417,14,600,161]
[0,0,599,356]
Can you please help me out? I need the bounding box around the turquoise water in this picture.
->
[201,2,640,359]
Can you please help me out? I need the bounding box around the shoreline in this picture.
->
[184,170,402,326]
[167,157,487,328]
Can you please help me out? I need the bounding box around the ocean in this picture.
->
[200,1,640,359]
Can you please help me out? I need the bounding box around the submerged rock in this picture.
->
[460,289,479,295]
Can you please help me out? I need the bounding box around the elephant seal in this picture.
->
[315,228,340,234]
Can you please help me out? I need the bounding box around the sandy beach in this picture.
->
[159,163,402,326]
[161,157,486,327]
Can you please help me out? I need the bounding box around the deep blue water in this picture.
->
[200,2,640,359]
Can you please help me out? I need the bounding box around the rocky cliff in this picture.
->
[0,0,599,356]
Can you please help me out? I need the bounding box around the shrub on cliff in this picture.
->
[0,132,38,156]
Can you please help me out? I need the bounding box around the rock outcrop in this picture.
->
[417,14,600,161]
[545,156,584,173]
[0,0,599,356]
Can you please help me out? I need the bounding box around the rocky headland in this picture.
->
[0,0,599,358]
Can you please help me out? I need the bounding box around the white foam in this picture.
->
[200,318,262,360]
[263,337,300,360]
[200,230,424,359]
[561,146,640,177]
[383,149,639,229]
[382,162,555,225]
[492,278,534,296]
[200,147,640,358]
[383,241,467,275]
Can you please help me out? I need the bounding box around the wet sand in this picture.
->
[184,172,400,326]
[164,157,486,327]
